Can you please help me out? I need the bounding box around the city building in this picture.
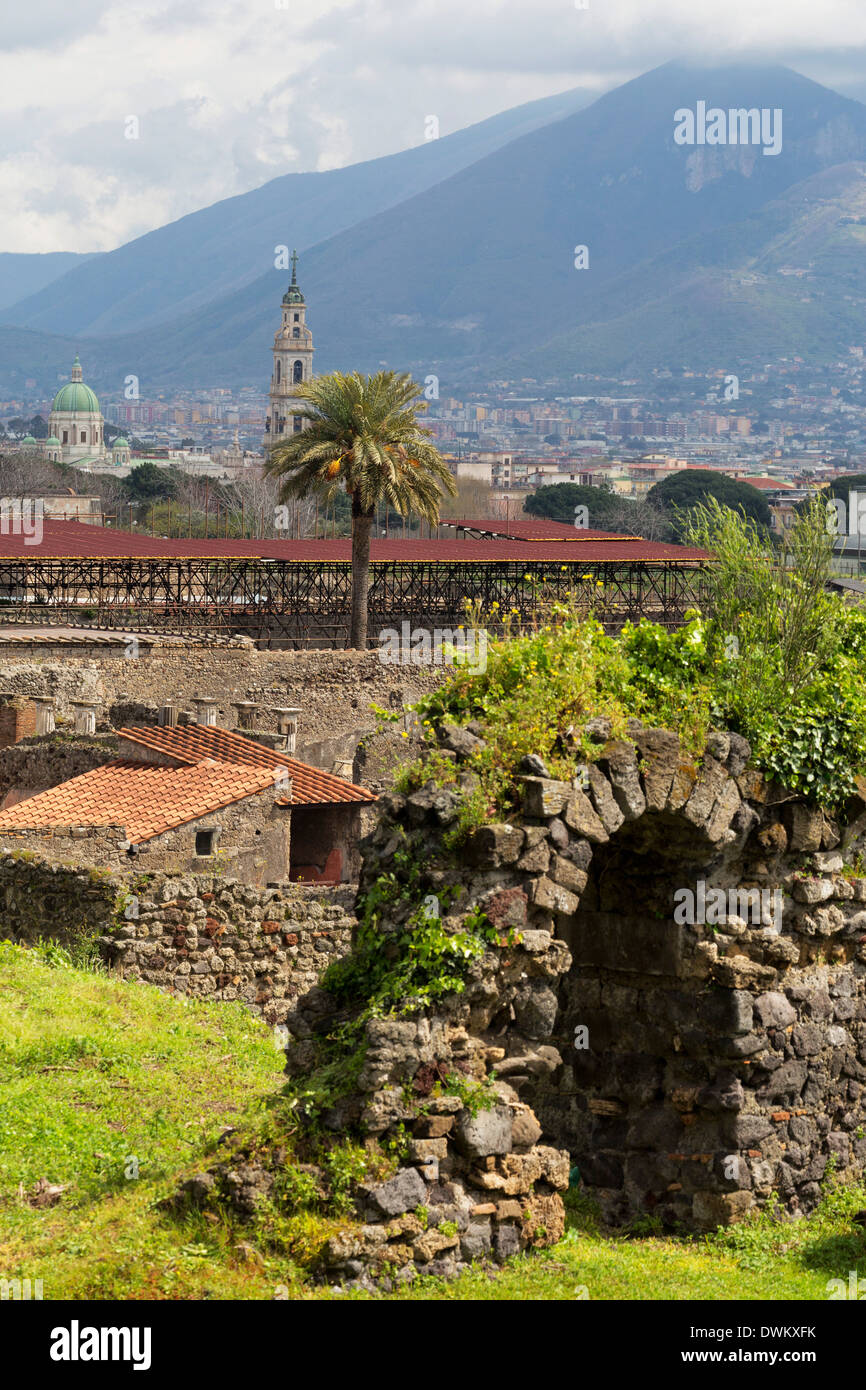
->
[41,357,129,468]
[264,250,314,446]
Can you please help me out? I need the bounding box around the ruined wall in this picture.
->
[0,641,444,761]
[104,876,355,1022]
[0,697,36,749]
[290,804,363,883]
[286,719,866,1287]
[0,855,355,1023]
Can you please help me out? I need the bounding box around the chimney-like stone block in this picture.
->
[192,696,218,728]
[271,706,301,754]
[34,698,55,737]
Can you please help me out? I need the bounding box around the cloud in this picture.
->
[0,0,112,51]
[4,0,866,253]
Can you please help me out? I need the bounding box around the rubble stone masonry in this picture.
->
[0,854,355,1022]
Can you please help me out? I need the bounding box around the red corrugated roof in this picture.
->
[115,723,377,805]
[0,519,266,559]
[256,537,708,562]
[0,519,707,563]
[438,517,628,541]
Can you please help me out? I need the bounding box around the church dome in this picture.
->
[113,436,129,448]
[52,355,99,413]
[45,435,60,445]
[52,381,99,412]
[21,434,37,444]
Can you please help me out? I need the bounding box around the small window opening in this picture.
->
[196,830,215,856]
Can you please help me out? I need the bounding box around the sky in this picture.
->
[5,0,866,255]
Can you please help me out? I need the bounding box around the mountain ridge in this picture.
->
[0,84,594,339]
[4,62,866,394]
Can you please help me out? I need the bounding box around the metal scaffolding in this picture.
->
[0,555,707,645]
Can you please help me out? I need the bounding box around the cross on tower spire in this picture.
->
[290,249,298,285]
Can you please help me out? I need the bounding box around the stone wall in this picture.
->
[0,644,444,760]
[0,853,355,1024]
[262,719,866,1284]
[103,877,356,1022]
[0,733,118,808]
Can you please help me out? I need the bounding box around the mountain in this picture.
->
[0,85,593,339]
[512,161,866,375]
[0,253,95,313]
[6,61,866,393]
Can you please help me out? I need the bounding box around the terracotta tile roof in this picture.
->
[0,758,278,844]
[114,723,377,806]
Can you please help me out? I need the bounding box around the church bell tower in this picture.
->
[265,250,314,445]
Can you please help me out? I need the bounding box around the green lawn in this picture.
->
[0,942,863,1301]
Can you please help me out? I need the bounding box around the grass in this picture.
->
[1,943,864,1301]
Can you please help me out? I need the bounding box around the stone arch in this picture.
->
[498,729,866,1230]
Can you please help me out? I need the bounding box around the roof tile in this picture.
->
[0,759,278,843]
[114,723,377,806]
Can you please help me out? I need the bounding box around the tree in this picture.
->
[524,481,673,540]
[819,473,866,506]
[265,371,456,648]
[683,495,837,712]
[438,476,495,520]
[121,461,177,502]
[525,483,611,524]
[0,451,70,496]
[647,470,771,538]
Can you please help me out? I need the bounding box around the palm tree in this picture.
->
[265,370,456,649]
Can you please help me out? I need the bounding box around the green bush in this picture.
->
[409,497,866,812]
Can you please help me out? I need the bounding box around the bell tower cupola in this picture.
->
[266,249,314,443]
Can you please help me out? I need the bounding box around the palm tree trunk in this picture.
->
[349,495,374,649]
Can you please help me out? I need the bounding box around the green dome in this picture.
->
[45,435,60,445]
[21,434,36,444]
[52,381,100,413]
[113,436,129,448]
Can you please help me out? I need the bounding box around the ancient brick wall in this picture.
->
[0,854,355,1023]
[0,698,36,750]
